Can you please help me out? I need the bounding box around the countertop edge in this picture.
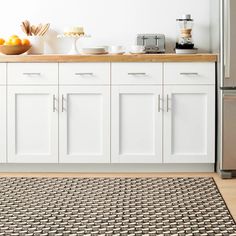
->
[0,54,218,63]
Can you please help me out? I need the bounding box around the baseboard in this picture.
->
[0,163,215,173]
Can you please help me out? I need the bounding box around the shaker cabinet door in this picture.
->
[111,86,162,163]
[0,86,6,163]
[59,86,110,163]
[163,85,215,163]
[7,86,58,163]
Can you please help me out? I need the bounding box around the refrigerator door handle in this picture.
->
[224,0,231,79]
[220,86,236,90]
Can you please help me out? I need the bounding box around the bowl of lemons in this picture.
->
[0,35,31,55]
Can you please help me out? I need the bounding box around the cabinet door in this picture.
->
[8,86,58,163]
[164,85,215,163]
[59,86,110,163]
[0,86,6,163]
[111,86,162,163]
[0,63,6,85]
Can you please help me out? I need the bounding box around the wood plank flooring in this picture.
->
[0,172,235,221]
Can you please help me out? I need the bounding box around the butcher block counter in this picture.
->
[0,53,217,62]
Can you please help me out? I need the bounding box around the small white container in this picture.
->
[109,46,125,54]
[27,36,44,54]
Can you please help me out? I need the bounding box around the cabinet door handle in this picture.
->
[166,95,170,112]
[128,73,147,76]
[180,72,199,76]
[53,95,56,112]
[22,72,41,76]
[158,95,162,112]
[61,95,65,112]
[75,73,94,76]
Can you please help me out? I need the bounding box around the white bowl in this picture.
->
[109,45,126,54]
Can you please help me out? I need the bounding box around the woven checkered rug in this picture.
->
[0,177,235,235]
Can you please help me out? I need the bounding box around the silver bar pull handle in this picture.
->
[128,73,147,76]
[158,95,162,112]
[75,73,94,76]
[53,95,56,113]
[23,72,41,76]
[180,72,199,76]
[61,95,65,112]
[166,95,170,112]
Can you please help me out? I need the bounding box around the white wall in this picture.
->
[0,0,210,54]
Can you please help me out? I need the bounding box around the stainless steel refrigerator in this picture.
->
[211,0,236,178]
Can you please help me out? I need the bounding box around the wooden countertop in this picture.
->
[0,53,217,63]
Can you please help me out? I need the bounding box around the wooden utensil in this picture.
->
[24,20,31,36]
[21,24,27,35]
[22,21,29,36]
[42,23,50,36]
[39,23,50,36]
[31,25,37,35]
[20,21,50,36]
[35,23,42,35]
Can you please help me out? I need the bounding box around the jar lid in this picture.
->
[177,14,193,21]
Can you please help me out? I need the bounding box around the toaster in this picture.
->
[137,34,165,53]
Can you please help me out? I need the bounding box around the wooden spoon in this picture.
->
[26,20,32,36]
[21,23,28,35]
[31,25,37,35]
[41,23,50,36]
[35,23,42,35]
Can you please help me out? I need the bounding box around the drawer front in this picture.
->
[0,63,6,85]
[8,63,58,85]
[164,62,215,85]
[112,63,162,85]
[59,63,110,85]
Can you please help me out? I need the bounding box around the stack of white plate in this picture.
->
[81,47,108,55]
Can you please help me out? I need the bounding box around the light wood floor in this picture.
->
[0,172,235,221]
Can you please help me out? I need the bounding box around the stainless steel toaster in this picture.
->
[137,34,165,53]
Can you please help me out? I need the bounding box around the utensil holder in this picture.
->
[27,36,44,54]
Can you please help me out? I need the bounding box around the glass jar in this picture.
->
[176,14,194,49]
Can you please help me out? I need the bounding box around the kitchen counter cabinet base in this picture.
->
[2,61,216,169]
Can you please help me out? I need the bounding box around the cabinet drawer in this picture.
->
[8,63,58,85]
[59,63,110,85]
[164,62,215,85]
[111,63,162,85]
[0,63,6,85]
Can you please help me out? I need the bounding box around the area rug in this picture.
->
[0,177,235,235]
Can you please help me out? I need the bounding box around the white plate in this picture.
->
[129,51,146,54]
[109,51,125,55]
[81,47,107,54]
[81,52,109,55]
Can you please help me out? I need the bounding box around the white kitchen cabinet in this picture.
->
[59,86,110,163]
[0,63,6,85]
[59,63,110,85]
[164,63,215,85]
[8,63,58,85]
[8,86,58,163]
[2,61,215,168]
[111,86,162,163]
[163,85,215,163]
[0,86,6,163]
[112,63,162,85]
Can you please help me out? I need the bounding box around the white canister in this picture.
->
[28,36,44,54]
